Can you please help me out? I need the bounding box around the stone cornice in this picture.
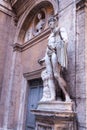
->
[10,0,17,6]
[31,109,76,120]
[0,0,11,10]
[76,0,87,11]
[23,67,45,80]
[0,1,18,25]
[0,1,12,16]
[13,28,50,52]
[13,43,22,52]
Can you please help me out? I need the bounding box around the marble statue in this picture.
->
[38,16,71,102]
[35,13,45,35]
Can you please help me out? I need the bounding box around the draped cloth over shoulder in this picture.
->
[56,27,68,69]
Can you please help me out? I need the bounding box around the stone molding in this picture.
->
[37,101,74,112]
[13,43,22,52]
[76,0,87,11]
[23,67,45,80]
[13,28,50,52]
[0,1,18,25]
[0,0,11,9]
[31,105,76,130]
[31,109,75,120]
[10,0,17,6]
[13,0,58,16]
[0,2,12,16]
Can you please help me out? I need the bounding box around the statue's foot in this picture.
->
[40,97,47,102]
[47,97,55,101]
[65,95,72,102]
[40,97,55,102]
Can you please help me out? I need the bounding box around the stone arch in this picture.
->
[14,0,59,44]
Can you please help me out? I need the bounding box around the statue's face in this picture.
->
[37,13,42,20]
[48,20,56,29]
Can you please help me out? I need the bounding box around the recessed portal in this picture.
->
[26,78,43,130]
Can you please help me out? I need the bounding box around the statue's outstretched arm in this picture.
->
[38,57,45,65]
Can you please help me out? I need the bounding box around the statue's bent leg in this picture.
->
[58,77,71,102]
[51,53,71,102]
[45,54,56,101]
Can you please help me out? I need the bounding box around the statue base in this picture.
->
[37,101,74,112]
[31,101,76,130]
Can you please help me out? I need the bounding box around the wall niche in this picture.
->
[18,1,55,44]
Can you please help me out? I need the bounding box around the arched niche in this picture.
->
[16,0,58,44]
[24,8,47,43]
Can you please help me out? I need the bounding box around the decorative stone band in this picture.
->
[37,101,75,112]
[31,108,76,120]
[13,28,50,52]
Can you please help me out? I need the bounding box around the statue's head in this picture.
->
[37,13,42,20]
[48,16,57,23]
[48,16,57,29]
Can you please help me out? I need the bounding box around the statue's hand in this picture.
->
[38,59,43,65]
[47,44,56,50]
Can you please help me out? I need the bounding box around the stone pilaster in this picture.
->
[76,0,87,129]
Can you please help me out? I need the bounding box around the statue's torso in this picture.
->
[47,30,62,56]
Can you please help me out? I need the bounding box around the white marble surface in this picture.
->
[37,101,74,112]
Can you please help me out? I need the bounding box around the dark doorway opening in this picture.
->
[26,78,43,130]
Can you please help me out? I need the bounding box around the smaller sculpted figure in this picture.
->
[38,16,71,102]
[40,69,51,102]
[35,13,45,35]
